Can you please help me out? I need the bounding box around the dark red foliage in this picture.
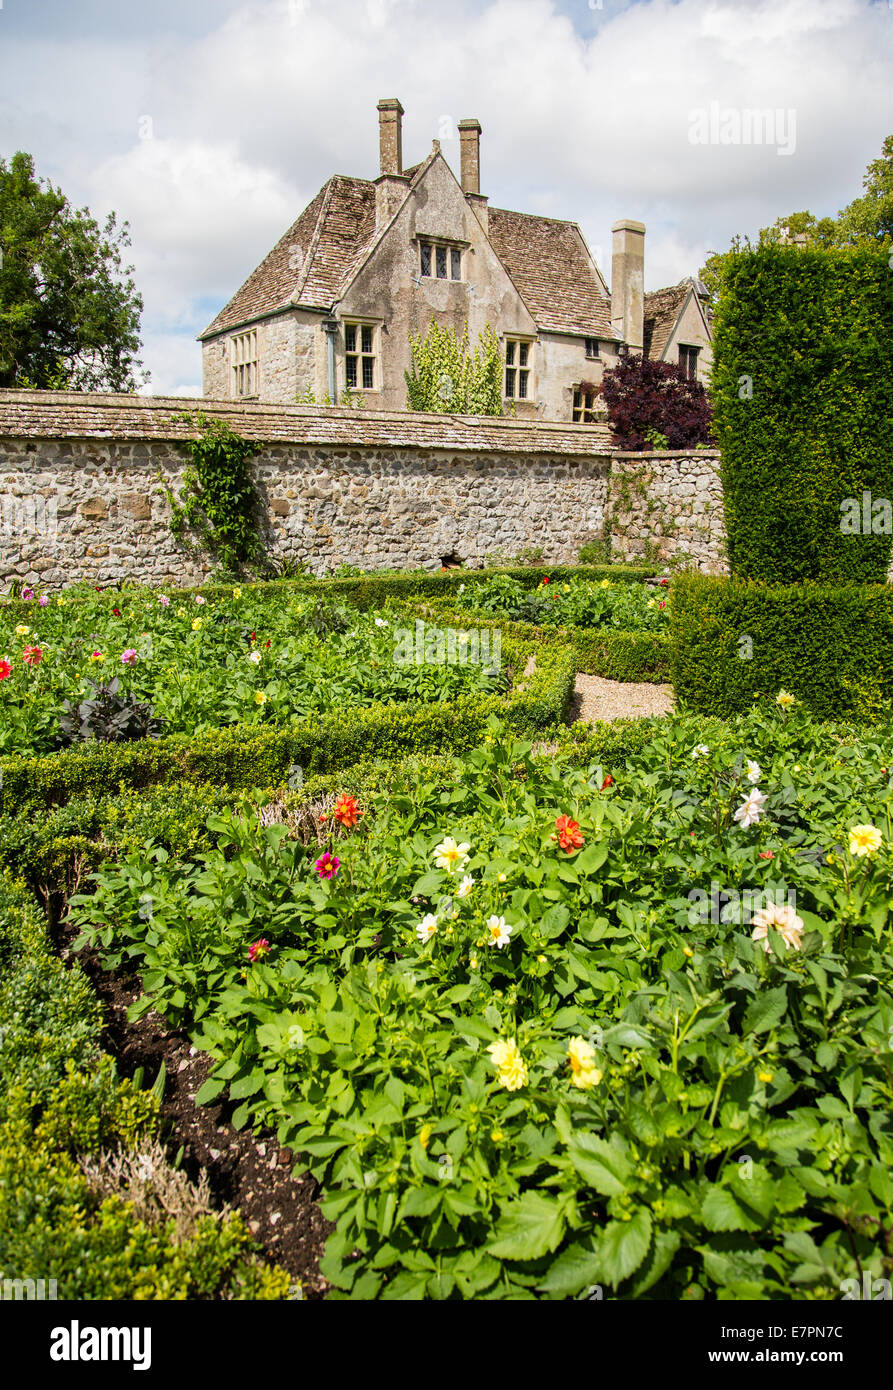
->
[600,348,713,452]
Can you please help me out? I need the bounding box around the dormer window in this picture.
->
[420,241,462,281]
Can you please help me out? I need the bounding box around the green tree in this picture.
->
[405,321,503,415]
[699,135,893,301]
[836,134,893,247]
[0,151,145,391]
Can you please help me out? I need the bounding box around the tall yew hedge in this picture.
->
[712,245,893,582]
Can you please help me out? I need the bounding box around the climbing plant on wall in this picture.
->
[405,321,503,416]
[167,412,264,574]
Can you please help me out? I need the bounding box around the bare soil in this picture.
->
[57,918,333,1298]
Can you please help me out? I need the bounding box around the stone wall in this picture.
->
[608,450,725,572]
[0,391,727,589]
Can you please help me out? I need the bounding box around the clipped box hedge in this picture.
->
[1,563,657,619]
[0,639,577,814]
[396,596,670,683]
[669,572,893,718]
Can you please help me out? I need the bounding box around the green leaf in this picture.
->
[576,841,609,876]
[488,1192,567,1261]
[743,986,788,1034]
[194,1076,226,1106]
[540,904,571,939]
[229,1069,267,1100]
[629,1228,681,1296]
[701,1184,761,1233]
[567,1133,633,1195]
[410,871,444,897]
[598,1209,652,1286]
[537,1242,602,1297]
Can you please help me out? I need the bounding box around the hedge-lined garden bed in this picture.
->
[54,703,893,1300]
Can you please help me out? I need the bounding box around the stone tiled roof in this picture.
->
[643,285,690,361]
[200,177,378,337]
[0,391,613,454]
[201,156,617,343]
[487,208,616,339]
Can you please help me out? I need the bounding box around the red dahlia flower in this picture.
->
[315,851,340,879]
[248,938,271,962]
[555,815,584,852]
[601,775,613,790]
[0,659,11,680]
[22,645,43,666]
[333,794,362,828]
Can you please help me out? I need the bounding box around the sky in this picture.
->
[1,0,891,395]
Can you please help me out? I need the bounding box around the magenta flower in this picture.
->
[248,937,271,963]
[314,851,340,880]
[38,594,49,607]
[121,648,138,666]
[21,587,34,601]
[159,594,170,607]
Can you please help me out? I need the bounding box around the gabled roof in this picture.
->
[200,176,378,338]
[643,279,713,362]
[487,207,617,339]
[643,284,690,361]
[201,154,619,343]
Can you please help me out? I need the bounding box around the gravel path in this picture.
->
[571,673,675,724]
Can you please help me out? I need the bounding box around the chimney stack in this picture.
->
[611,219,645,354]
[458,118,481,194]
[458,117,488,235]
[377,98,403,175]
[375,98,408,228]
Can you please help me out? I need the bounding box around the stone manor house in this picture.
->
[200,99,713,423]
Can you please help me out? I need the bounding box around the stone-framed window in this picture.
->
[584,338,600,359]
[419,241,462,281]
[679,344,700,380]
[231,328,259,397]
[344,321,378,390]
[504,338,533,400]
[572,385,598,423]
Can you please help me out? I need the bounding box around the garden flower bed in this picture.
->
[0,586,519,757]
[454,572,671,631]
[58,700,893,1300]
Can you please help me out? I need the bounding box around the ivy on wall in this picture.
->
[166,412,263,574]
[404,321,503,416]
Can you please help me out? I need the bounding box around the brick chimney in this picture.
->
[611,219,645,354]
[375,98,408,228]
[458,117,488,235]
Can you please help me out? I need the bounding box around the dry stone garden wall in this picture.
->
[0,392,727,588]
